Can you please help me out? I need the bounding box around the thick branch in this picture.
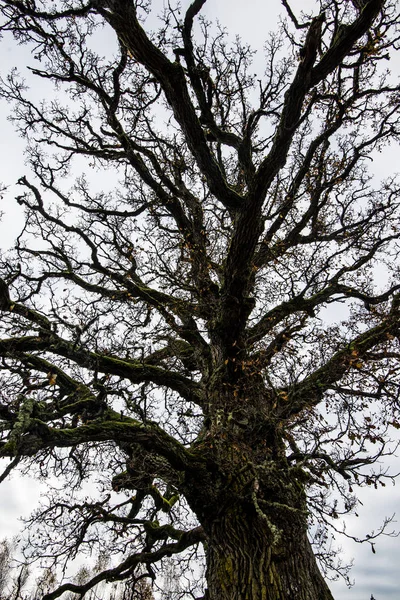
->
[281,306,400,418]
[42,525,206,600]
[0,416,202,474]
[0,335,204,405]
[97,1,242,211]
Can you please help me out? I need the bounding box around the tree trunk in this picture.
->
[204,507,334,600]
[186,387,335,600]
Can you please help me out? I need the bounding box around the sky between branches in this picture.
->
[0,0,399,598]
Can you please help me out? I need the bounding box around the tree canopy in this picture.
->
[0,1,399,599]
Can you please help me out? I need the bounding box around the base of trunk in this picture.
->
[205,508,334,600]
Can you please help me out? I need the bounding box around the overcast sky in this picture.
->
[0,1,399,599]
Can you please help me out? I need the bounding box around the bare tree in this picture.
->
[0,538,13,599]
[0,538,30,600]
[0,1,399,599]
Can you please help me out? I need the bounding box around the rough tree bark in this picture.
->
[197,454,335,599]
[0,1,399,599]
[182,405,335,600]
[206,522,334,600]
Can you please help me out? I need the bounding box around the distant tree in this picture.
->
[120,578,155,600]
[33,567,58,599]
[0,538,13,599]
[0,538,30,600]
[12,564,30,600]
[0,1,399,599]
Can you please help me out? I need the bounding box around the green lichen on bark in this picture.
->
[6,396,35,455]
